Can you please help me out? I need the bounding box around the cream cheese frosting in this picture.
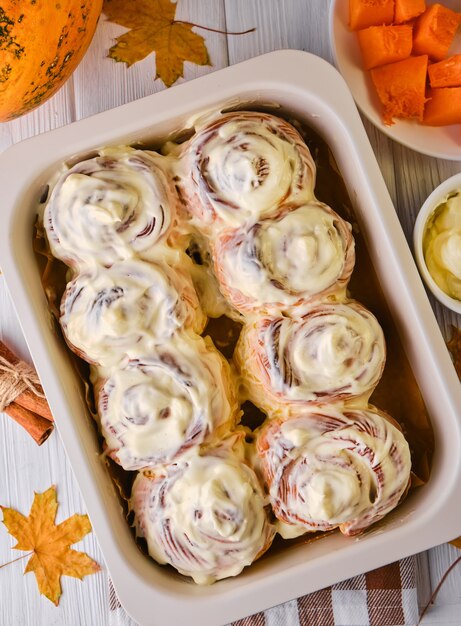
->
[130,452,275,584]
[213,202,355,315]
[236,301,386,410]
[60,259,206,366]
[257,407,411,538]
[96,334,237,470]
[185,232,241,320]
[178,111,316,229]
[44,147,176,269]
[423,191,461,301]
[39,109,413,586]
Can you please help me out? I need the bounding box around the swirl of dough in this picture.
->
[96,334,238,470]
[179,111,316,229]
[60,259,206,366]
[212,202,355,316]
[44,147,176,268]
[129,450,275,584]
[235,302,386,411]
[256,407,411,537]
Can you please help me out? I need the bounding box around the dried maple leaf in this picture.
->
[450,537,461,550]
[0,486,100,605]
[447,325,461,380]
[104,0,210,87]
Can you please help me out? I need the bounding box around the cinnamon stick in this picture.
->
[3,403,53,446]
[0,340,53,422]
[0,339,54,445]
[14,392,54,423]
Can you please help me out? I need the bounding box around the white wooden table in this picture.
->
[1,2,460,625]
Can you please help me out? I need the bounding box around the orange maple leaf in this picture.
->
[1,486,100,605]
[451,537,461,550]
[104,0,211,87]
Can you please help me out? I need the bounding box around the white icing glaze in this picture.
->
[236,301,386,410]
[44,147,176,269]
[213,202,355,315]
[96,334,237,470]
[257,407,411,537]
[179,111,316,229]
[60,259,205,366]
[185,231,240,320]
[39,110,415,585]
[130,452,275,584]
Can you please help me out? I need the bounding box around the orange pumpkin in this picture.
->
[0,0,103,122]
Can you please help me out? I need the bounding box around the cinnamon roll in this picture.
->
[235,302,386,411]
[44,147,176,269]
[60,259,206,367]
[130,449,275,583]
[212,202,355,316]
[179,111,316,229]
[256,407,411,537]
[96,334,238,470]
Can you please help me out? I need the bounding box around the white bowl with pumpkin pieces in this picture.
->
[413,172,461,315]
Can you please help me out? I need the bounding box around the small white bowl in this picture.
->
[413,173,461,315]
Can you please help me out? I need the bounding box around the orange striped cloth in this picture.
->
[108,556,421,626]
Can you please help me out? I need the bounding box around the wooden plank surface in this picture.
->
[0,1,460,625]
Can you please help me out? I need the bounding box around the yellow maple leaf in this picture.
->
[450,537,461,550]
[1,486,100,605]
[104,0,211,87]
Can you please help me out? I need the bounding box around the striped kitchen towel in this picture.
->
[108,556,421,626]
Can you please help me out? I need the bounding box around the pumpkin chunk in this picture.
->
[394,0,426,24]
[422,87,461,125]
[357,24,413,69]
[428,54,461,87]
[349,0,395,31]
[412,3,461,62]
[370,55,428,125]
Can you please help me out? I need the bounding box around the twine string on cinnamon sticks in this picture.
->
[0,341,54,445]
[0,355,46,411]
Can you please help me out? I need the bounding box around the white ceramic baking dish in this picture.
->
[1,51,461,626]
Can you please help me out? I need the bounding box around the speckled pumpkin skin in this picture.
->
[0,0,103,121]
